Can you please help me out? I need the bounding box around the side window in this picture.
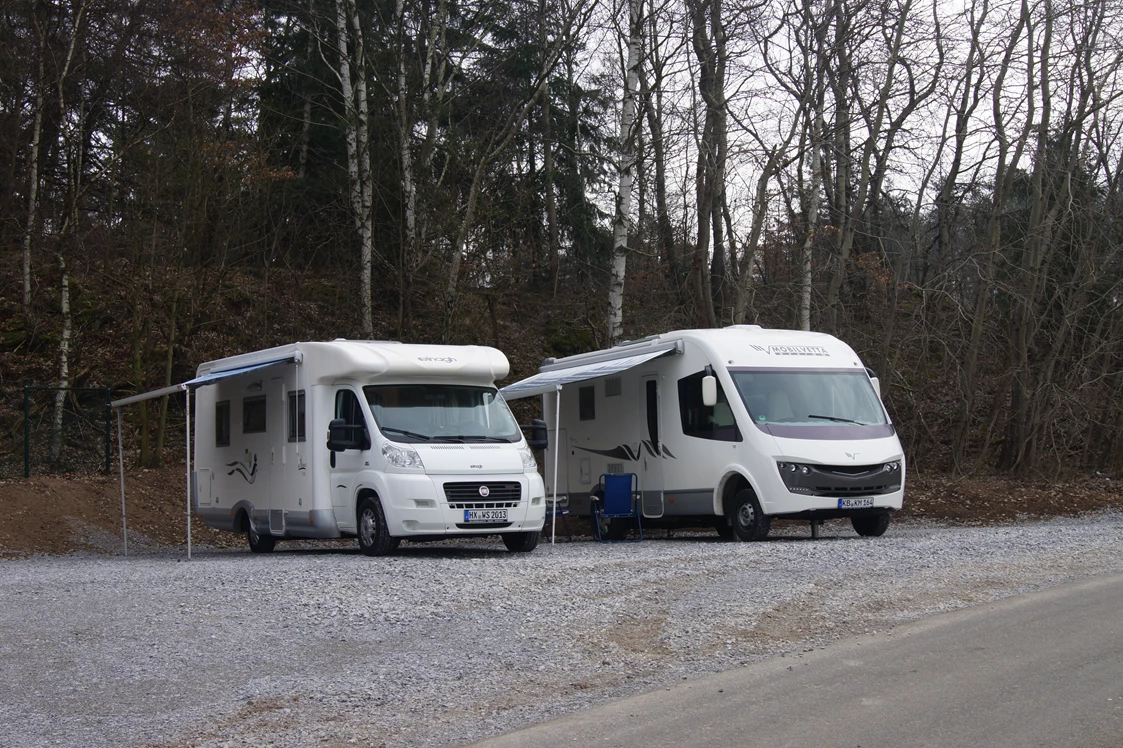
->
[288,390,306,442]
[242,396,266,433]
[334,389,371,450]
[677,371,741,442]
[579,385,595,421]
[335,389,365,427]
[215,400,230,447]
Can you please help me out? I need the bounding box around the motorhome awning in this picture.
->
[110,356,296,408]
[500,348,674,400]
[108,353,296,560]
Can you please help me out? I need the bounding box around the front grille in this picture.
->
[443,481,521,509]
[780,463,901,497]
[814,482,898,495]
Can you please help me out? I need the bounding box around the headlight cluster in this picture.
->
[518,445,538,470]
[882,461,901,473]
[382,442,425,469]
[777,462,815,475]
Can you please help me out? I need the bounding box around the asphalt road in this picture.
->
[474,572,1123,748]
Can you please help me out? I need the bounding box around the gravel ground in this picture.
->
[4,514,1123,748]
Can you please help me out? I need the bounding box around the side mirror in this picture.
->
[865,367,882,399]
[524,418,549,451]
[701,375,718,407]
[327,418,367,451]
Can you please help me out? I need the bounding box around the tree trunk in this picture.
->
[638,60,677,295]
[396,0,418,336]
[49,252,71,464]
[154,293,179,466]
[689,0,722,329]
[336,0,374,338]
[608,0,642,345]
[799,116,823,332]
[22,52,45,325]
[540,0,559,294]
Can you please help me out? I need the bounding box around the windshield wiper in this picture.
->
[380,427,432,440]
[440,435,511,443]
[807,414,866,425]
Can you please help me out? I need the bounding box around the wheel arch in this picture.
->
[231,501,255,533]
[354,487,381,522]
[714,469,759,517]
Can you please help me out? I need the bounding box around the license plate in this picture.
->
[465,509,508,522]
[838,497,875,509]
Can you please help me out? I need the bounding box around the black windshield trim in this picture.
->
[761,423,896,440]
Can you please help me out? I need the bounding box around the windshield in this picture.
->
[730,369,887,428]
[363,384,522,443]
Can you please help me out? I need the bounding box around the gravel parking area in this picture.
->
[4,514,1123,747]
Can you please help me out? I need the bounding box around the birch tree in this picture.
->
[608,0,644,344]
[334,0,375,338]
[21,31,45,326]
[48,1,88,463]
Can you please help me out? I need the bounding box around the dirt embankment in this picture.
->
[1,466,1121,556]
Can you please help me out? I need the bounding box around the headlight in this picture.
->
[518,445,538,470]
[382,442,425,469]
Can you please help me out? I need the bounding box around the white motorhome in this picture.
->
[501,326,904,540]
[192,341,546,555]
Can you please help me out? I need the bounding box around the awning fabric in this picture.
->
[500,348,672,400]
[110,357,294,408]
[184,357,294,389]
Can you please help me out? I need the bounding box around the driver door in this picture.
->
[330,388,370,532]
[639,375,664,517]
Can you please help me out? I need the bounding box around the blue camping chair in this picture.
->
[593,473,643,542]
[545,495,573,541]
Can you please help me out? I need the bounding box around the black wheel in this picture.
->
[730,489,771,541]
[502,531,540,552]
[714,520,733,540]
[851,512,891,537]
[247,522,276,553]
[357,496,400,556]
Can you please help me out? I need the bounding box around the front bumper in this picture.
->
[380,472,547,536]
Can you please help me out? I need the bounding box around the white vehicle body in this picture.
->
[501,325,904,538]
[192,341,546,552]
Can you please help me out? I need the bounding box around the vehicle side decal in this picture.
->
[226,450,258,484]
[574,441,676,461]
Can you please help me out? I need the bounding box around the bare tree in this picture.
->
[608,0,644,344]
[687,0,726,329]
[332,0,375,338]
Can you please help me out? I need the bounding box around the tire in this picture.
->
[730,489,771,541]
[502,531,540,552]
[852,512,891,537]
[247,521,276,553]
[357,496,400,556]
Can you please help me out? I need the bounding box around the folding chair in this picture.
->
[545,496,573,541]
[593,473,643,542]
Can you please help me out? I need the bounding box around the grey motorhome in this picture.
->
[501,326,904,540]
[192,341,546,554]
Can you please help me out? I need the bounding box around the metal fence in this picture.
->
[0,385,112,479]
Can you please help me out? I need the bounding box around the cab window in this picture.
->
[677,371,741,442]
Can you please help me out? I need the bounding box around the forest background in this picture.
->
[2,0,1123,484]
